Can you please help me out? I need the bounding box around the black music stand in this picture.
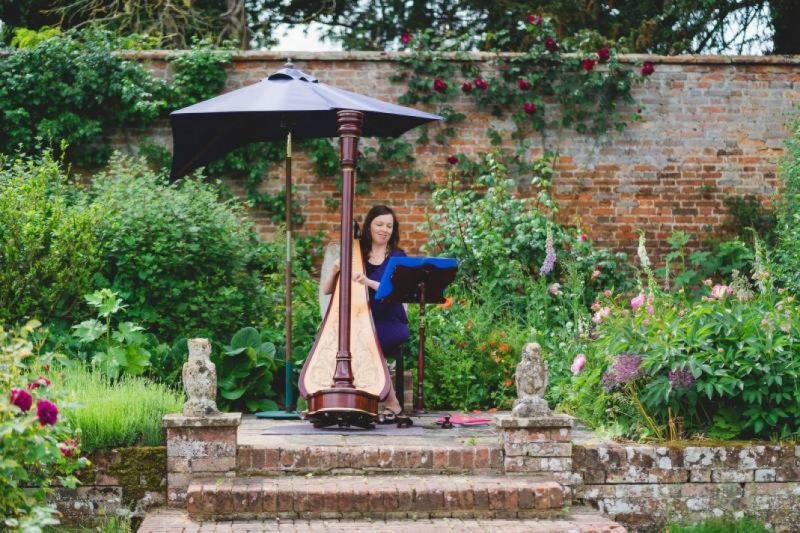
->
[375,257,458,412]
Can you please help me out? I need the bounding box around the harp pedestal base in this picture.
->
[306,388,379,429]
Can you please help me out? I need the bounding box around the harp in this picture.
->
[298,241,391,428]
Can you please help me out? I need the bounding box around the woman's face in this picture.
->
[370,214,394,245]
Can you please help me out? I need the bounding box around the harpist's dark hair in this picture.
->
[359,205,400,260]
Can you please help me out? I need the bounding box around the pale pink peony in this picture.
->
[571,354,587,375]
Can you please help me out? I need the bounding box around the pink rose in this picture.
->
[580,233,588,241]
[461,81,473,93]
[36,399,59,426]
[571,354,587,375]
[433,79,448,93]
[597,47,610,63]
[630,293,645,310]
[523,102,537,114]
[401,33,412,45]
[517,79,532,91]
[10,388,33,412]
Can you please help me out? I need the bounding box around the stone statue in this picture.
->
[511,342,551,417]
[182,338,220,416]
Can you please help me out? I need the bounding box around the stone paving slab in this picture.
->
[139,508,627,532]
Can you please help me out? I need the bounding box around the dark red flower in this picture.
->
[461,81,473,93]
[582,58,596,72]
[544,37,559,53]
[28,375,51,390]
[526,14,542,26]
[447,155,459,165]
[37,399,59,426]
[59,438,79,458]
[10,388,33,412]
[433,79,448,93]
[401,33,412,45]
[517,79,532,91]
[474,77,488,90]
[641,62,655,76]
[597,47,610,63]
[523,102,537,114]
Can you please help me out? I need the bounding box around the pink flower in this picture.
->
[597,47,610,63]
[517,79,532,91]
[28,375,51,390]
[571,354,587,375]
[711,284,733,300]
[527,14,542,26]
[642,319,650,326]
[474,77,488,90]
[548,283,561,296]
[641,62,655,76]
[433,79,448,93]
[603,290,613,298]
[582,58,596,71]
[646,304,654,315]
[10,388,33,412]
[401,33,412,45]
[544,37,559,53]
[591,301,601,311]
[36,399,59,426]
[591,269,601,280]
[59,438,79,458]
[630,293,645,310]
[592,306,611,324]
[461,81,473,93]
[523,102,537,114]
[703,279,713,287]
[580,233,588,241]
[446,155,459,165]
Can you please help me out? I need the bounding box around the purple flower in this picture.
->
[668,369,694,390]
[36,399,59,426]
[539,227,556,276]
[602,353,644,390]
[10,388,33,412]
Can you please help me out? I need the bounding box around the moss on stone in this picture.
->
[101,447,166,506]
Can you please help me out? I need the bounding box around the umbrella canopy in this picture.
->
[169,64,442,180]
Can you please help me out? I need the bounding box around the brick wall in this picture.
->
[124,51,800,259]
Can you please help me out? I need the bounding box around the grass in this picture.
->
[54,363,183,453]
[667,517,770,533]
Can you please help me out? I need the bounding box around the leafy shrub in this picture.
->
[0,150,102,326]
[565,248,800,441]
[54,362,183,453]
[213,327,278,413]
[775,118,800,293]
[0,30,168,166]
[1,322,88,531]
[88,154,271,343]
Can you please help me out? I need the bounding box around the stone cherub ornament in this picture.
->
[511,342,552,417]
[182,338,220,416]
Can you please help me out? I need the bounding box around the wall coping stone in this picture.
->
[106,50,800,66]
[495,414,575,429]
[162,412,241,428]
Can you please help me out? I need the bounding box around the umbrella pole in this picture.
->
[284,131,293,412]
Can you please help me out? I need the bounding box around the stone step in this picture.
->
[186,475,566,521]
[238,444,504,475]
[140,507,627,532]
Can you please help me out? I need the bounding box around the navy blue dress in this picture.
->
[365,249,410,358]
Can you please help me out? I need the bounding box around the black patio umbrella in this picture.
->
[168,62,441,418]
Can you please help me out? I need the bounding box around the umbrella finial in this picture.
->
[285,58,294,69]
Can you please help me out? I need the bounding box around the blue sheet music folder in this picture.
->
[374,256,458,302]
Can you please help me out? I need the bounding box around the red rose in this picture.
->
[582,59,596,72]
[597,47,610,63]
[27,375,51,390]
[544,37,559,53]
[580,233,589,241]
[461,81,473,93]
[10,388,33,412]
[517,79,532,91]
[447,155,459,165]
[641,62,655,76]
[526,14,542,26]
[523,102,537,114]
[433,79,448,93]
[474,77,488,90]
[59,438,79,458]
[401,33,412,45]
[36,399,59,426]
